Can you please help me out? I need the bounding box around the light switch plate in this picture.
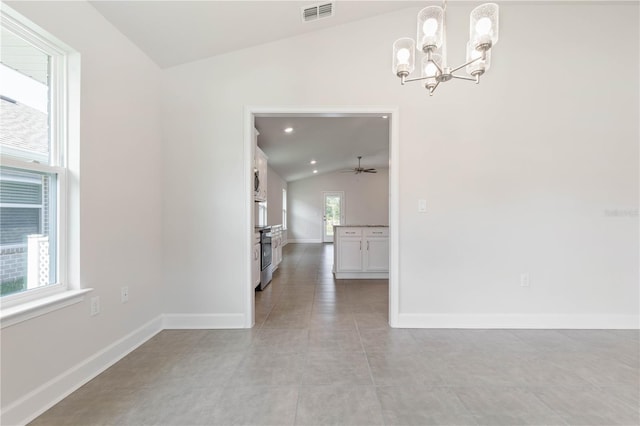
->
[418,199,427,213]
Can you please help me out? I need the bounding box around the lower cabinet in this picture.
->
[364,238,389,271]
[271,225,283,272]
[337,237,363,271]
[252,234,261,288]
[334,226,389,279]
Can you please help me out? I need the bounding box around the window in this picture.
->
[282,188,287,230]
[0,10,69,301]
[257,202,267,227]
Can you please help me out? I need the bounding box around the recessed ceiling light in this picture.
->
[284,127,294,133]
[310,160,317,165]
[382,115,388,119]
[313,169,318,174]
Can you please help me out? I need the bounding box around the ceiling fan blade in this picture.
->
[363,170,377,173]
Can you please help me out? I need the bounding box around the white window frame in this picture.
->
[0,172,45,249]
[257,202,267,227]
[0,6,81,315]
[282,188,287,230]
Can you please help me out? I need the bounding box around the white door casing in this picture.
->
[244,106,400,329]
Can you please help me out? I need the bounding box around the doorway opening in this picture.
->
[244,106,400,328]
[322,191,344,243]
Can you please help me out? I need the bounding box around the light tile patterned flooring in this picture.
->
[31,243,639,425]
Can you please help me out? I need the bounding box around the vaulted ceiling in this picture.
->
[88,1,403,182]
[89,1,415,69]
[255,115,389,182]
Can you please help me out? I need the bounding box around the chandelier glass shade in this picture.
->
[392,1,499,96]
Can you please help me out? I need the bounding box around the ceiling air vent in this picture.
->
[302,3,334,22]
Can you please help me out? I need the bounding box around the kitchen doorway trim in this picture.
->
[243,105,400,328]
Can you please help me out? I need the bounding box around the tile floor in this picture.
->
[31,243,639,425]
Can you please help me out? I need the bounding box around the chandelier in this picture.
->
[392,1,499,96]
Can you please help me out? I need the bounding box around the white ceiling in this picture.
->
[0,2,400,185]
[255,115,389,182]
[89,1,416,69]
[88,1,400,182]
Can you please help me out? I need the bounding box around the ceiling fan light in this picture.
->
[469,3,499,51]
[417,6,444,52]
[392,37,416,77]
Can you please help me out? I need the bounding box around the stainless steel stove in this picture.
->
[257,227,272,290]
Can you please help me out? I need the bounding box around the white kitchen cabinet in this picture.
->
[254,146,268,202]
[334,226,389,279]
[364,238,389,271]
[271,225,283,272]
[336,228,363,271]
[363,228,389,272]
[252,233,261,288]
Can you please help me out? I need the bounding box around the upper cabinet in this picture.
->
[254,128,268,202]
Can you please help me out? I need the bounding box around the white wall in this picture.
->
[266,165,287,241]
[288,169,389,242]
[1,2,163,423]
[161,3,638,328]
[0,2,636,423]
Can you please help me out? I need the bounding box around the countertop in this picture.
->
[333,225,388,228]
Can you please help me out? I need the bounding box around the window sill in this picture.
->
[0,288,92,329]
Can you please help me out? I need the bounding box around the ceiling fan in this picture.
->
[341,156,377,174]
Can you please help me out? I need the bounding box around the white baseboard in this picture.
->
[396,313,640,329]
[286,239,322,244]
[2,315,163,426]
[163,313,245,329]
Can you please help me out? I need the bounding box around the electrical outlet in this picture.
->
[520,273,530,287]
[90,296,100,316]
[121,286,129,303]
